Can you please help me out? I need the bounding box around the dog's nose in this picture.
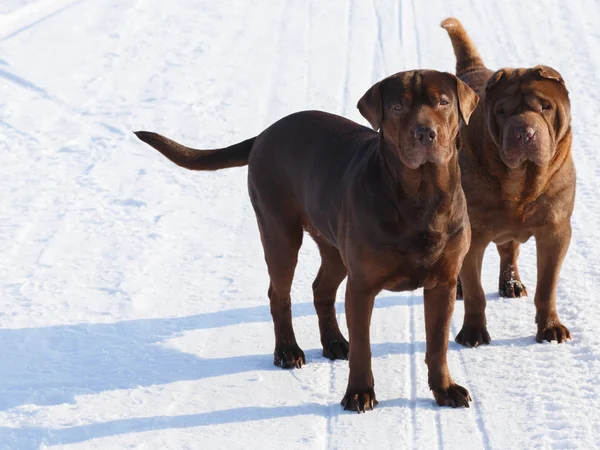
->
[514,126,536,143]
[415,127,437,142]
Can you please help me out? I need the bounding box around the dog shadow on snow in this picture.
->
[0,292,525,447]
[0,399,432,448]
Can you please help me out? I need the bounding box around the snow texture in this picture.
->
[1,0,599,448]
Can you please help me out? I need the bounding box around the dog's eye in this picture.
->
[541,104,552,111]
[392,105,404,112]
[439,99,449,106]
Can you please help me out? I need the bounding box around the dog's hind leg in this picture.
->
[497,241,528,298]
[456,238,491,347]
[311,235,349,360]
[255,213,305,369]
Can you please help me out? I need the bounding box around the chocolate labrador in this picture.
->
[134,69,479,411]
[441,18,575,346]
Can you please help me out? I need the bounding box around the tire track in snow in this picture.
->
[339,0,354,117]
[449,321,492,449]
[304,0,311,110]
[70,0,149,316]
[256,0,290,127]
[0,66,51,97]
[0,0,134,139]
[0,62,125,140]
[77,0,145,184]
[0,1,115,324]
[396,0,404,56]
[0,0,89,41]
[7,1,150,321]
[409,0,422,69]
[370,0,386,81]
[93,0,146,110]
[408,296,419,449]
[0,118,39,143]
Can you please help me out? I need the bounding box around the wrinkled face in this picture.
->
[485,66,571,168]
[357,70,479,169]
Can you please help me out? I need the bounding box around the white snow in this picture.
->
[1,0,599,448]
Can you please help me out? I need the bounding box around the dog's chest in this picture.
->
[380,229,449,292]
[409,229,447,263]
[472,200,550,242]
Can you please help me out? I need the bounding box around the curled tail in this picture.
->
[441,18,486,77]
[134,131,255,170]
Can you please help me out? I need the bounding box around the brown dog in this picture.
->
[441,18,575,346]
[134,69,479,411]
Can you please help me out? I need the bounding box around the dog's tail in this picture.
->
[441,18,486,77]
[134,131,255,170]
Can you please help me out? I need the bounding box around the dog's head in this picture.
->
[357,70,479,169]
[484,65,571,168]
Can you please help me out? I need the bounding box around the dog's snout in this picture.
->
[415,126,437,143]
[514,126,536,144]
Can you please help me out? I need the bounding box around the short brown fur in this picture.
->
[441,18,575,346]
[135,69,479,411]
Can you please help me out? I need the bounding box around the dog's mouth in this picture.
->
[400,147,427,169]
[401,143,451,169]
[501,124,554,168]
[499,147,527,168]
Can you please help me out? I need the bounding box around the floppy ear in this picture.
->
[357,80,383,131]
[453,75,479,125]
[534,65,569,92]
[485,69,508,94]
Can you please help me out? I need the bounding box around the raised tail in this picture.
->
[441,18,486,77]
[134,131,255,171]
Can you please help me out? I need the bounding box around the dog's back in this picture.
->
[248,110,378,247]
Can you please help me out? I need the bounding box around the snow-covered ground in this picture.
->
[1,0,599,448]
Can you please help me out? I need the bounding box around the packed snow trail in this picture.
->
[0,0,599,448]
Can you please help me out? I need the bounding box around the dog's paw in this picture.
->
[499,277,528,298]
[455,325,491,348]
[322,338,349,360]
[536,323,571,344]
[341,388,378,413]
[432,383,471,408]
[274,345,306,369]
[498,266,528,298]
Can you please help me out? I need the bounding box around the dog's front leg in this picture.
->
[425,283,471,407]
[534,221,572,343]
[341,279,377,413]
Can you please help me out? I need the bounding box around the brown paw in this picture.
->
[498,265,527,298]
[341,388,378,413]
[456,277,463,300]
[536,323,571,343]
[499,277,528,298]
[322,338,349,360]
[455,325,491,348]
[274,345,306,369]
[432,384,471,408]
